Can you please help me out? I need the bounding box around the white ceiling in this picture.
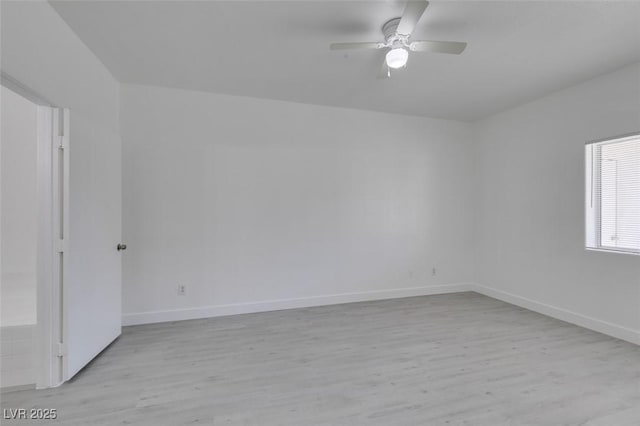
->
[50,1,640,121]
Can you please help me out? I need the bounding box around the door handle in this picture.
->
[117,243,127,251]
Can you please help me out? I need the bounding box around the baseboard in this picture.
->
[1,384,35,394]
[122,282,639,345]
[472,283,640,346]
[122,283,474,326]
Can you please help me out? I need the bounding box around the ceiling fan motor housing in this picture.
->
[382,17,410,48]
[382,17,401,40]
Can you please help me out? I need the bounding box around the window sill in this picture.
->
[585,247,640,257]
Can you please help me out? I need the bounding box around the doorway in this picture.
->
[1,76,67,390]
[1,85,38,388]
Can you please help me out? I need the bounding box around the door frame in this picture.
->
[1,72,68,389]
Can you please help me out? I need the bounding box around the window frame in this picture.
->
[585,132,640,256]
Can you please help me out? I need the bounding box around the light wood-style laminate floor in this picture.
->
[2,292,639,425]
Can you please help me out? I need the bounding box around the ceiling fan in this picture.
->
[330,0,467,78]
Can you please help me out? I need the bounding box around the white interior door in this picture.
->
[60,109,122,380]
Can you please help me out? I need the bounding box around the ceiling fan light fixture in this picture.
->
[329,1,467,78]
[386,48,408,69]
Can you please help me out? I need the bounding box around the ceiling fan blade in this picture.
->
[330,42,384,51]
[397,0,429,36]
[409,40,467,54]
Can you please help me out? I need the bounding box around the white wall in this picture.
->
[474,63,640,342]
[1,87,38,327]
[1,0,122,375]
[120,84,476,323]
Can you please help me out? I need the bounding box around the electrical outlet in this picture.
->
[178,285,186,296]
[432,267,437,276]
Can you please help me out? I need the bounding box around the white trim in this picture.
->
[122,281,639,346]
[122,283,474,326]
[35,105,56,389]
[585,247,640,257]
[472,283,640,346]
[585,143,597,248]
[57,109,70,383]
[0,384,36,394]
[585,131,640,146]
[36,108,68,389]
[1,72,54,107]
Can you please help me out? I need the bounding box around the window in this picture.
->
[586,133,640,255]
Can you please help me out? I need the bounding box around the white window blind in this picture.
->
[586,134,640,255]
